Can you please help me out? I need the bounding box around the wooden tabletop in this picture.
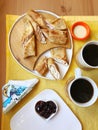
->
[0,0,98,128]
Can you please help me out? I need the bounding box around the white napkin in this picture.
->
[2,78,39,113]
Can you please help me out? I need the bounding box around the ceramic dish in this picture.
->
[9,10,73,80]
[34,99,58,121]
[71,21,90,40]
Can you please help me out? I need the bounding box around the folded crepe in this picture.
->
[27,10,47,28]
[26,15,46,44]
[21,17,36,58]
[52,18,67,30]
[42,28,68,45]
[48,58,61,80]
[23,35,36,58]
[27,10,62,30]
[22,17,34,43]
[44,29,68,45]
[34,56,48,76]
[50,47,69,65]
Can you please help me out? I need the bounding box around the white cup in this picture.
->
[76,41,98,69]
[67,68,98,107]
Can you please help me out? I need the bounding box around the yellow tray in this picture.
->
[2,15,98,130]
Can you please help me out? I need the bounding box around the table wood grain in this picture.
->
[0,0,98,128]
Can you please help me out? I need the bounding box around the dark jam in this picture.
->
[70,79,94,103]
[83,44,98,66]
[35,100,56,119]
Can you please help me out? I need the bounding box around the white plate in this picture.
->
[9,10,73,80]
[10,89,82,130]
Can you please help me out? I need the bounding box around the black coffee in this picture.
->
[83,44,98,66]
[70,79,94,103]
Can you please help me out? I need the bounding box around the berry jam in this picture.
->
[35,100,57,119]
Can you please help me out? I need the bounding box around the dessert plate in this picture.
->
[10,89,82,130]
[9,10,73,80]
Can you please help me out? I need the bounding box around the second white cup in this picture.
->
[67,68,98,107]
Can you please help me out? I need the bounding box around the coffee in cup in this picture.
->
[67,68,98,107]
[70,78,93,103]
[76,41,98,69]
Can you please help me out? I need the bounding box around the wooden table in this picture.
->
[0,0,98,128]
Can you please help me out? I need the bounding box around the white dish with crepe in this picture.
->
[10,89,82,130]
[9,10,73,80]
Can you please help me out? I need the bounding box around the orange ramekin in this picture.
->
[71,21,90,40]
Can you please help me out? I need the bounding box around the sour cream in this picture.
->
[74,25,87,38]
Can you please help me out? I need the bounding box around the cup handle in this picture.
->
[75,68,82,79]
